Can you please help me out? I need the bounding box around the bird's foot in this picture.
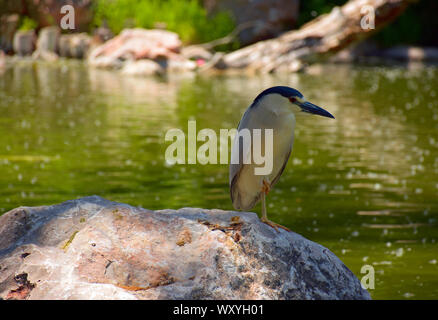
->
[261,217,290,232]
[262,179,271,195]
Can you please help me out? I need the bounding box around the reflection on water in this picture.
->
[0,60,437,299]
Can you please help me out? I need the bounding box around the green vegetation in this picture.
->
[18,16,37,31]
[93,0,236,44]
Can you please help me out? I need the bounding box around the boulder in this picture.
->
[88,28,183,69]
[0,196,370,300]
[331,44,438,63]
[12,30,36,56]
[36,26,60,53]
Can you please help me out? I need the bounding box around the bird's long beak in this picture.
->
[298,101,335,119]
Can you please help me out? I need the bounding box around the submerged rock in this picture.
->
[59,33,91,59]
[121,60,165,76]
[0,196,370,300]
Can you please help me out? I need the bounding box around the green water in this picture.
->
[0,60,437,299]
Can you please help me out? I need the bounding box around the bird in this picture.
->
[229,86,335,231]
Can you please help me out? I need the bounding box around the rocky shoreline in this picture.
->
[2,22,438,78]
[2,0,438,75]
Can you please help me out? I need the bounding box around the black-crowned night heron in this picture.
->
[229,86,335,231]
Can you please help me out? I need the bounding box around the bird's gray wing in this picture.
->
[229,130,247,208]
[229,110,253,209]
[270,147,292,187]
[229,163,243,208]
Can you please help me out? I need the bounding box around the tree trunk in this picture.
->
[218,0,414,73]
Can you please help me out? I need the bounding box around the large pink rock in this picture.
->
[88,28,183,68]
[59,33,91,59]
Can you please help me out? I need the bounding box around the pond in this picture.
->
[0,60,437,299]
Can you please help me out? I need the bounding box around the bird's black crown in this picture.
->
[252,86,303,107]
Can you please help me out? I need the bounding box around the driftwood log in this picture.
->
[215,0,414,73]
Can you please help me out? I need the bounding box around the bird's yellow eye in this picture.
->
[289,97,297,103]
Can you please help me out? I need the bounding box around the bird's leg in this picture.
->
[262,179,271,195]
[260,179,290,232]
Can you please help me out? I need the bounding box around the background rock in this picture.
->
[12,30,36,56]
[0,196,370,300]
[331,43,438,63]
[88,28,182,68]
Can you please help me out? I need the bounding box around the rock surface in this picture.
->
[0,196,370,300]
[12,30,36,56]
[36,26,60,53]
[121,60,165,76]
